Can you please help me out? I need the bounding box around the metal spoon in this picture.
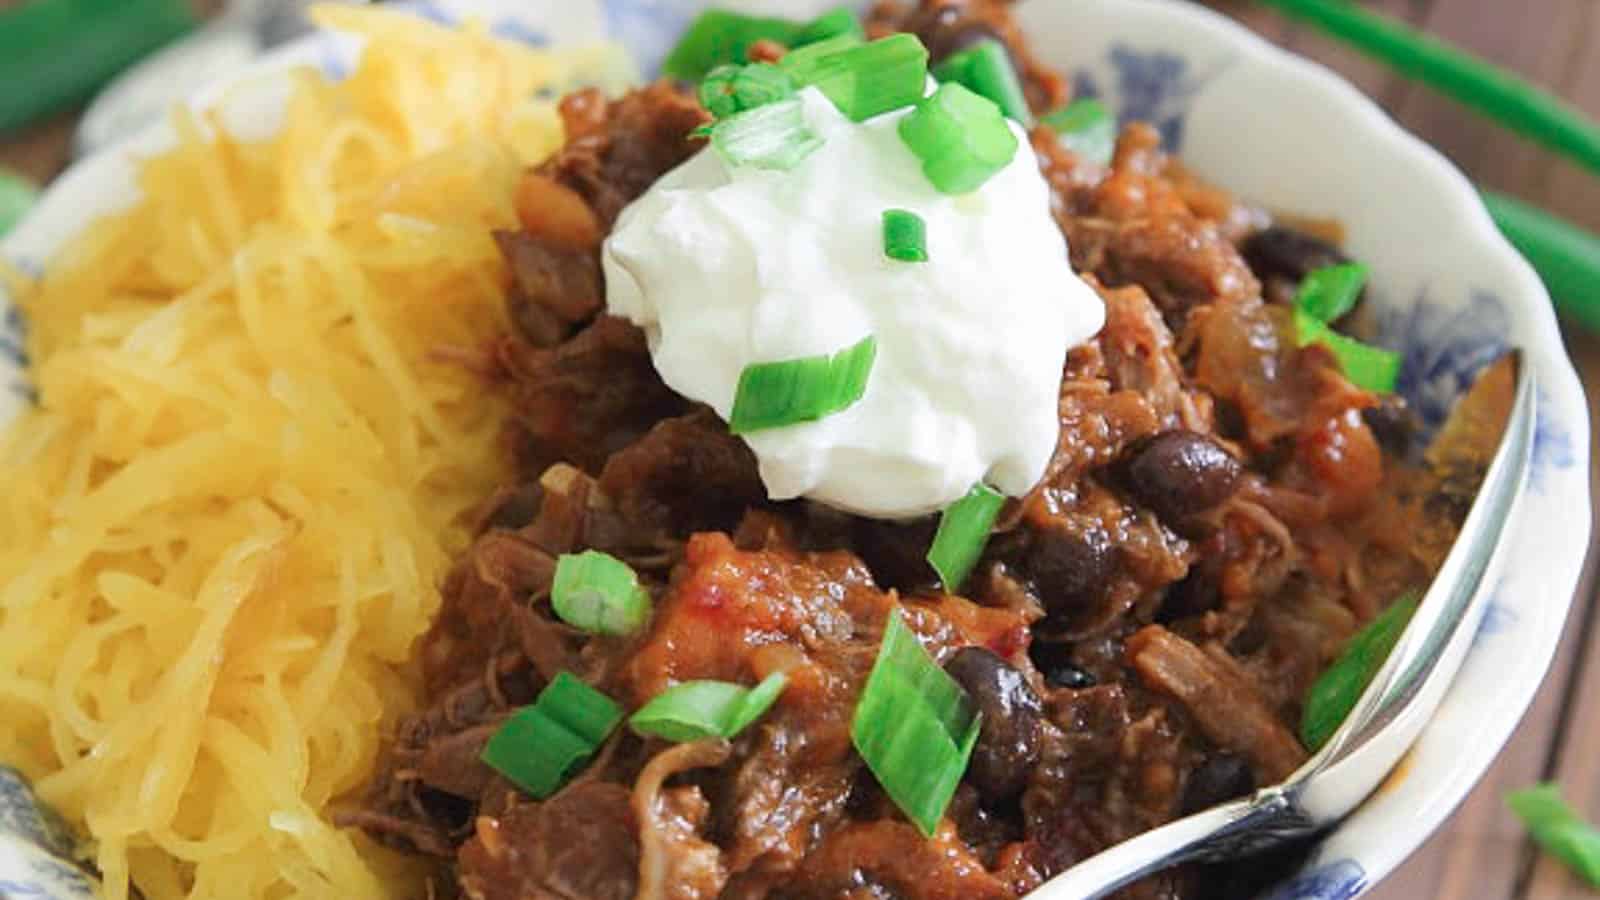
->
[72,0,367,159]
[1037,355,1536,899]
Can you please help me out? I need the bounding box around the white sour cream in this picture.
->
[602,87,1104,519]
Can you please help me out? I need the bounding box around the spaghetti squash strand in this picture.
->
[0,8,634,899]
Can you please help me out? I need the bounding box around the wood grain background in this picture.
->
[2,0,1598,896]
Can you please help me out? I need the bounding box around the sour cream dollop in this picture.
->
[602,87,1104,519]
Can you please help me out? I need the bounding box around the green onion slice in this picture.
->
[1508,784,1600,887]
[700,62,798,119]
[0,168,37,239]
[1295,262,1370,323]
[779,33,864,74]
[711,97,825,171]
[1299,594,1418,751]
[926,483,1006,593]
[481,672,623,799]
[551,550,650,637]
[662,10,800,82]
[728,335,877,434]
[931,39,1031,125]
[898,82,1019,195]
[783,33,929,122]
[882,209,928,263]
[1042,98,1117,166]
[1294,309,1403,394]
[793,6,864,47]
[852,610,981,837]
[630,672,788,743]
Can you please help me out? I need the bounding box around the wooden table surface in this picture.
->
[2,1,1599,897]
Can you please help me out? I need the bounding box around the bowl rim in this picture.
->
[0,1,1592,898]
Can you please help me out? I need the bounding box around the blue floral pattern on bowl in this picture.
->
[1072,43,1221,151]
[1262,860,1367,900]
[0,768,96,900]
[1378,288,1510,436]
[603,0,697,77]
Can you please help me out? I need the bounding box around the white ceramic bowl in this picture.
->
[0,1,1590,898]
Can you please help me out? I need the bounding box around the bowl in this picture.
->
[0,1,1589,898]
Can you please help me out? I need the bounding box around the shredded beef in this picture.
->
[458,782,642,900]
[348,3,1508,897]
[1125,626,1308,783]
[499,316,689,476]
[599,409,764,539]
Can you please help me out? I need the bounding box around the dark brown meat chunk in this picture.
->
[499,315,689,476]
[1047,124,1261,326]
[1126,626,1308,783]
[598,408,764,539]
[785,821,1013,900]
[540,83,710,227]
[458,782,641,900]
[494,230,602,347]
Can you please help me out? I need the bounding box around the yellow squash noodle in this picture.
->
[0,8,631,898]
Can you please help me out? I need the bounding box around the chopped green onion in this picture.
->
[630,672,788,743]
[728,335,877,434]
[1295,262,1370,323]
[1294,309,1403,394]
[699,64,742,118]
[700,62,798,119]
[882,209,928,263]
[898,82,1019,195]
[711,98,825,171]
[1508,784,1600,887]
[783,33,929,122]
[1043,98,1117,166]
[852,610,981,837]
[1300,595,1418,751]
[662,10,800,82]
[926,483,1006,593]
[551,550,650,637]
[931,39,1031,125]
[0,168,37,239]
[481,672,623,798]
[793,6,864,47]
[779,33,864,74]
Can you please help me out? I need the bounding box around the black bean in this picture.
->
[905,2,1011,66]
[1156,563,1219,624]
[1023,523,1116,615]
[1181,753,1256,815]
[1362,396,1418,457]
[1028,640,1097,690]
[852,515,942,593]
[1121,430,1244,522]
[944,647,1044,802]
[1240,226,1351,285]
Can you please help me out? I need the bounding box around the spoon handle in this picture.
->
[1031,791,1317,899]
